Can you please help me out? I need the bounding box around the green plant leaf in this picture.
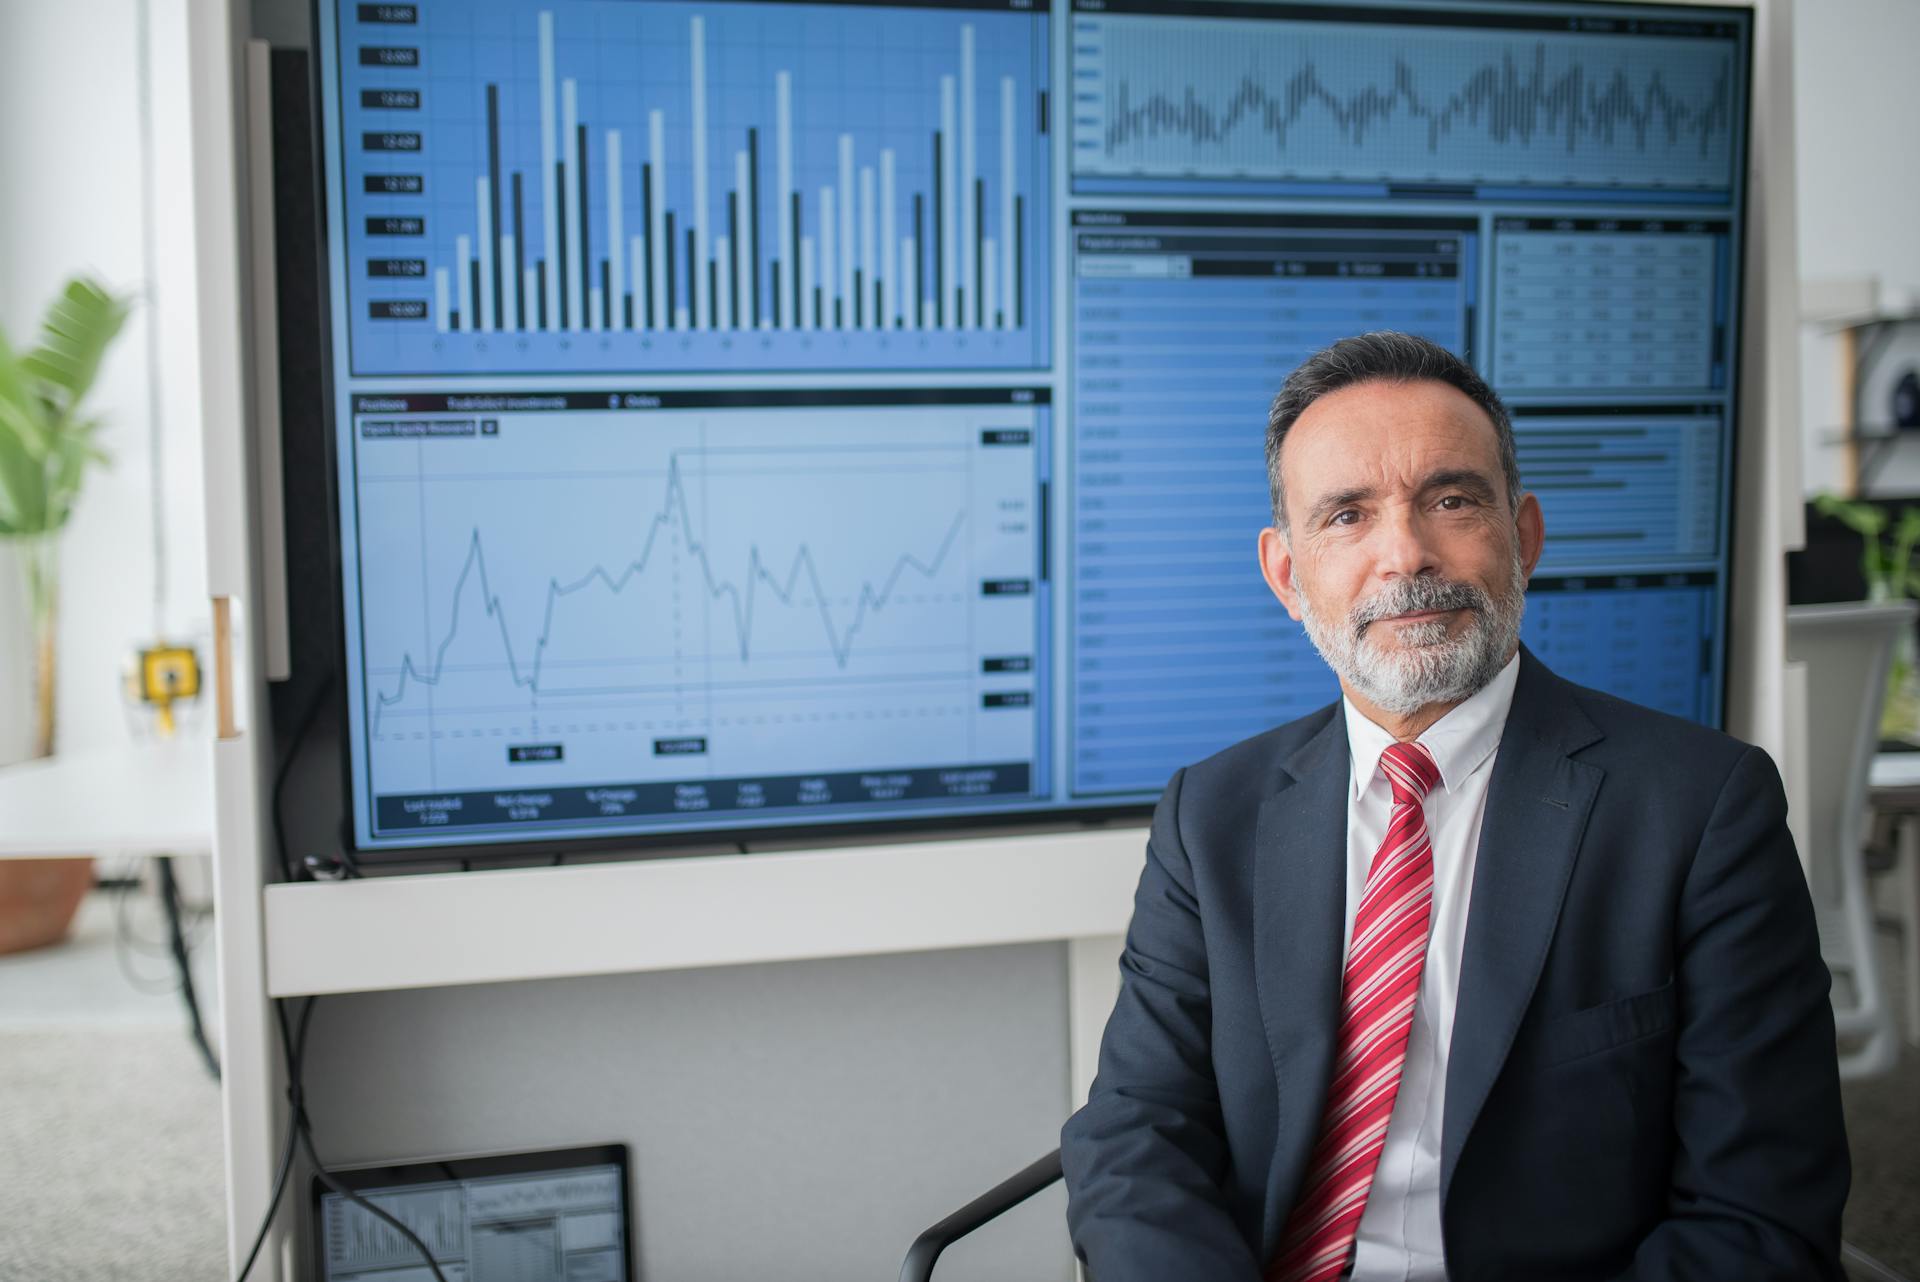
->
[0,326,53,460]
[18,278,129,415]
[0,279,125,540]
[1813,491,1887,538]
[0,437,44,532]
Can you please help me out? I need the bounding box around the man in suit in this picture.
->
[1060,332,1848,1281]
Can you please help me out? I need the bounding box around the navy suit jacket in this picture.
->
[1061,648,1848,1281]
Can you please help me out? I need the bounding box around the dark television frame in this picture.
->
[300,0,1756,866]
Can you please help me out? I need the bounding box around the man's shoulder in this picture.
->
[1178,699,1342,796]
[1532,657,1758,779]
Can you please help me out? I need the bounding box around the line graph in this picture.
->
[372,456,968,735]
[344,390,1045,838]
[1072,11,1741,191]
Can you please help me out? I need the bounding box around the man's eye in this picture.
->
[1437,494,1471,510]
[1330,509,1360,526]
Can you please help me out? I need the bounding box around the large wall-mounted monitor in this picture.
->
[312,0,1752,857]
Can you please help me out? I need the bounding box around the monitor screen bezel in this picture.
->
[305,0,1756,864]
[308,1142,636,1282]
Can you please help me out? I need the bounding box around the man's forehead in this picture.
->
[1284,379,1503,483]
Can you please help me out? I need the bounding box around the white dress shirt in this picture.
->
[1341,652,1520,1282]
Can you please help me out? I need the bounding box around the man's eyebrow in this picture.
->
[1305,485,1376,527]
[1422,468,1499,500]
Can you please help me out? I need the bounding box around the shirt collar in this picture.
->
[1343,650,1522,799]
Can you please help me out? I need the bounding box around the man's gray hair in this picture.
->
[1265,331,1523,532]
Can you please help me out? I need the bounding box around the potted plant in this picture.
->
[1812,492,1920,739]
[0,276,129,954]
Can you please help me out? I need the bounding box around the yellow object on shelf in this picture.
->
[129,643,202,737]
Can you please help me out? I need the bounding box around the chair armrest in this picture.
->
[898,1148,1065,1282]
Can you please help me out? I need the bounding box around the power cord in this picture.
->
[254,998,451,1282]
[233,997,313,1282]
[107,853,220,1078]
[157,854,221,1078]
[234,668,449,1281]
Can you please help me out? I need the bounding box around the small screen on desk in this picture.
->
[311,0,1753,855]
[315,1152,631,1282]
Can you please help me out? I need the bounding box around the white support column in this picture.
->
[1068,935,1126,1111]
[435,266,450,333]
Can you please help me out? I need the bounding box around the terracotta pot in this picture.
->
[0,857,94,955]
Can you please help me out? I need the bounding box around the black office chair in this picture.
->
[898,1148,1064,1282]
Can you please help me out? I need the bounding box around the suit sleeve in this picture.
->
[1619,744,1850,1281]
[1060,768,1265,1282]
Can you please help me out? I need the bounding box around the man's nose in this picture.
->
[1373,506,1438,580]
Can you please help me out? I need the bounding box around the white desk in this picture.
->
[0,739,213,859]
[1872,751,1920,792]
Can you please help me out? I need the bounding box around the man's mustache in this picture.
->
[1350,576,1490,640]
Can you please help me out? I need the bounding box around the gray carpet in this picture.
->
[0,1025,226,1281]
[1840,930,1920,1281]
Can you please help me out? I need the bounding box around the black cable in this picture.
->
[237,667,447,1279]
[232,670,340,1277]
[234,997,314,1282]
[299,1123,450,1282]
[112,865,187,995]
[157,854,220,1078]
[269,996,450,1282]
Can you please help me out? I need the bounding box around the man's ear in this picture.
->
[1259,525,1305,621]
[1516,491,1545,582]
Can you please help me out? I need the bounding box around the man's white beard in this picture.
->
[1295,546,1527,717]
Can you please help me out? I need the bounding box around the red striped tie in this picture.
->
[1268,740,1441,1282]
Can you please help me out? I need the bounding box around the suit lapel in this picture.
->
[1253,706,1351,1250]
[1440,649,1603,1199]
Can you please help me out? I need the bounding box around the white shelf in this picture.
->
[264,825,1147,997]
[0,738,213,859]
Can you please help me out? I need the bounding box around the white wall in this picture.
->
[0,0,208,766]
[1793,0,1920,497]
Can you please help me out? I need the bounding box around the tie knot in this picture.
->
[1380,741,1439,805]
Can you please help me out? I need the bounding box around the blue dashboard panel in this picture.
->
[313,0,1749,854]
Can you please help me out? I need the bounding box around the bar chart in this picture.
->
[337,0,1050,375]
